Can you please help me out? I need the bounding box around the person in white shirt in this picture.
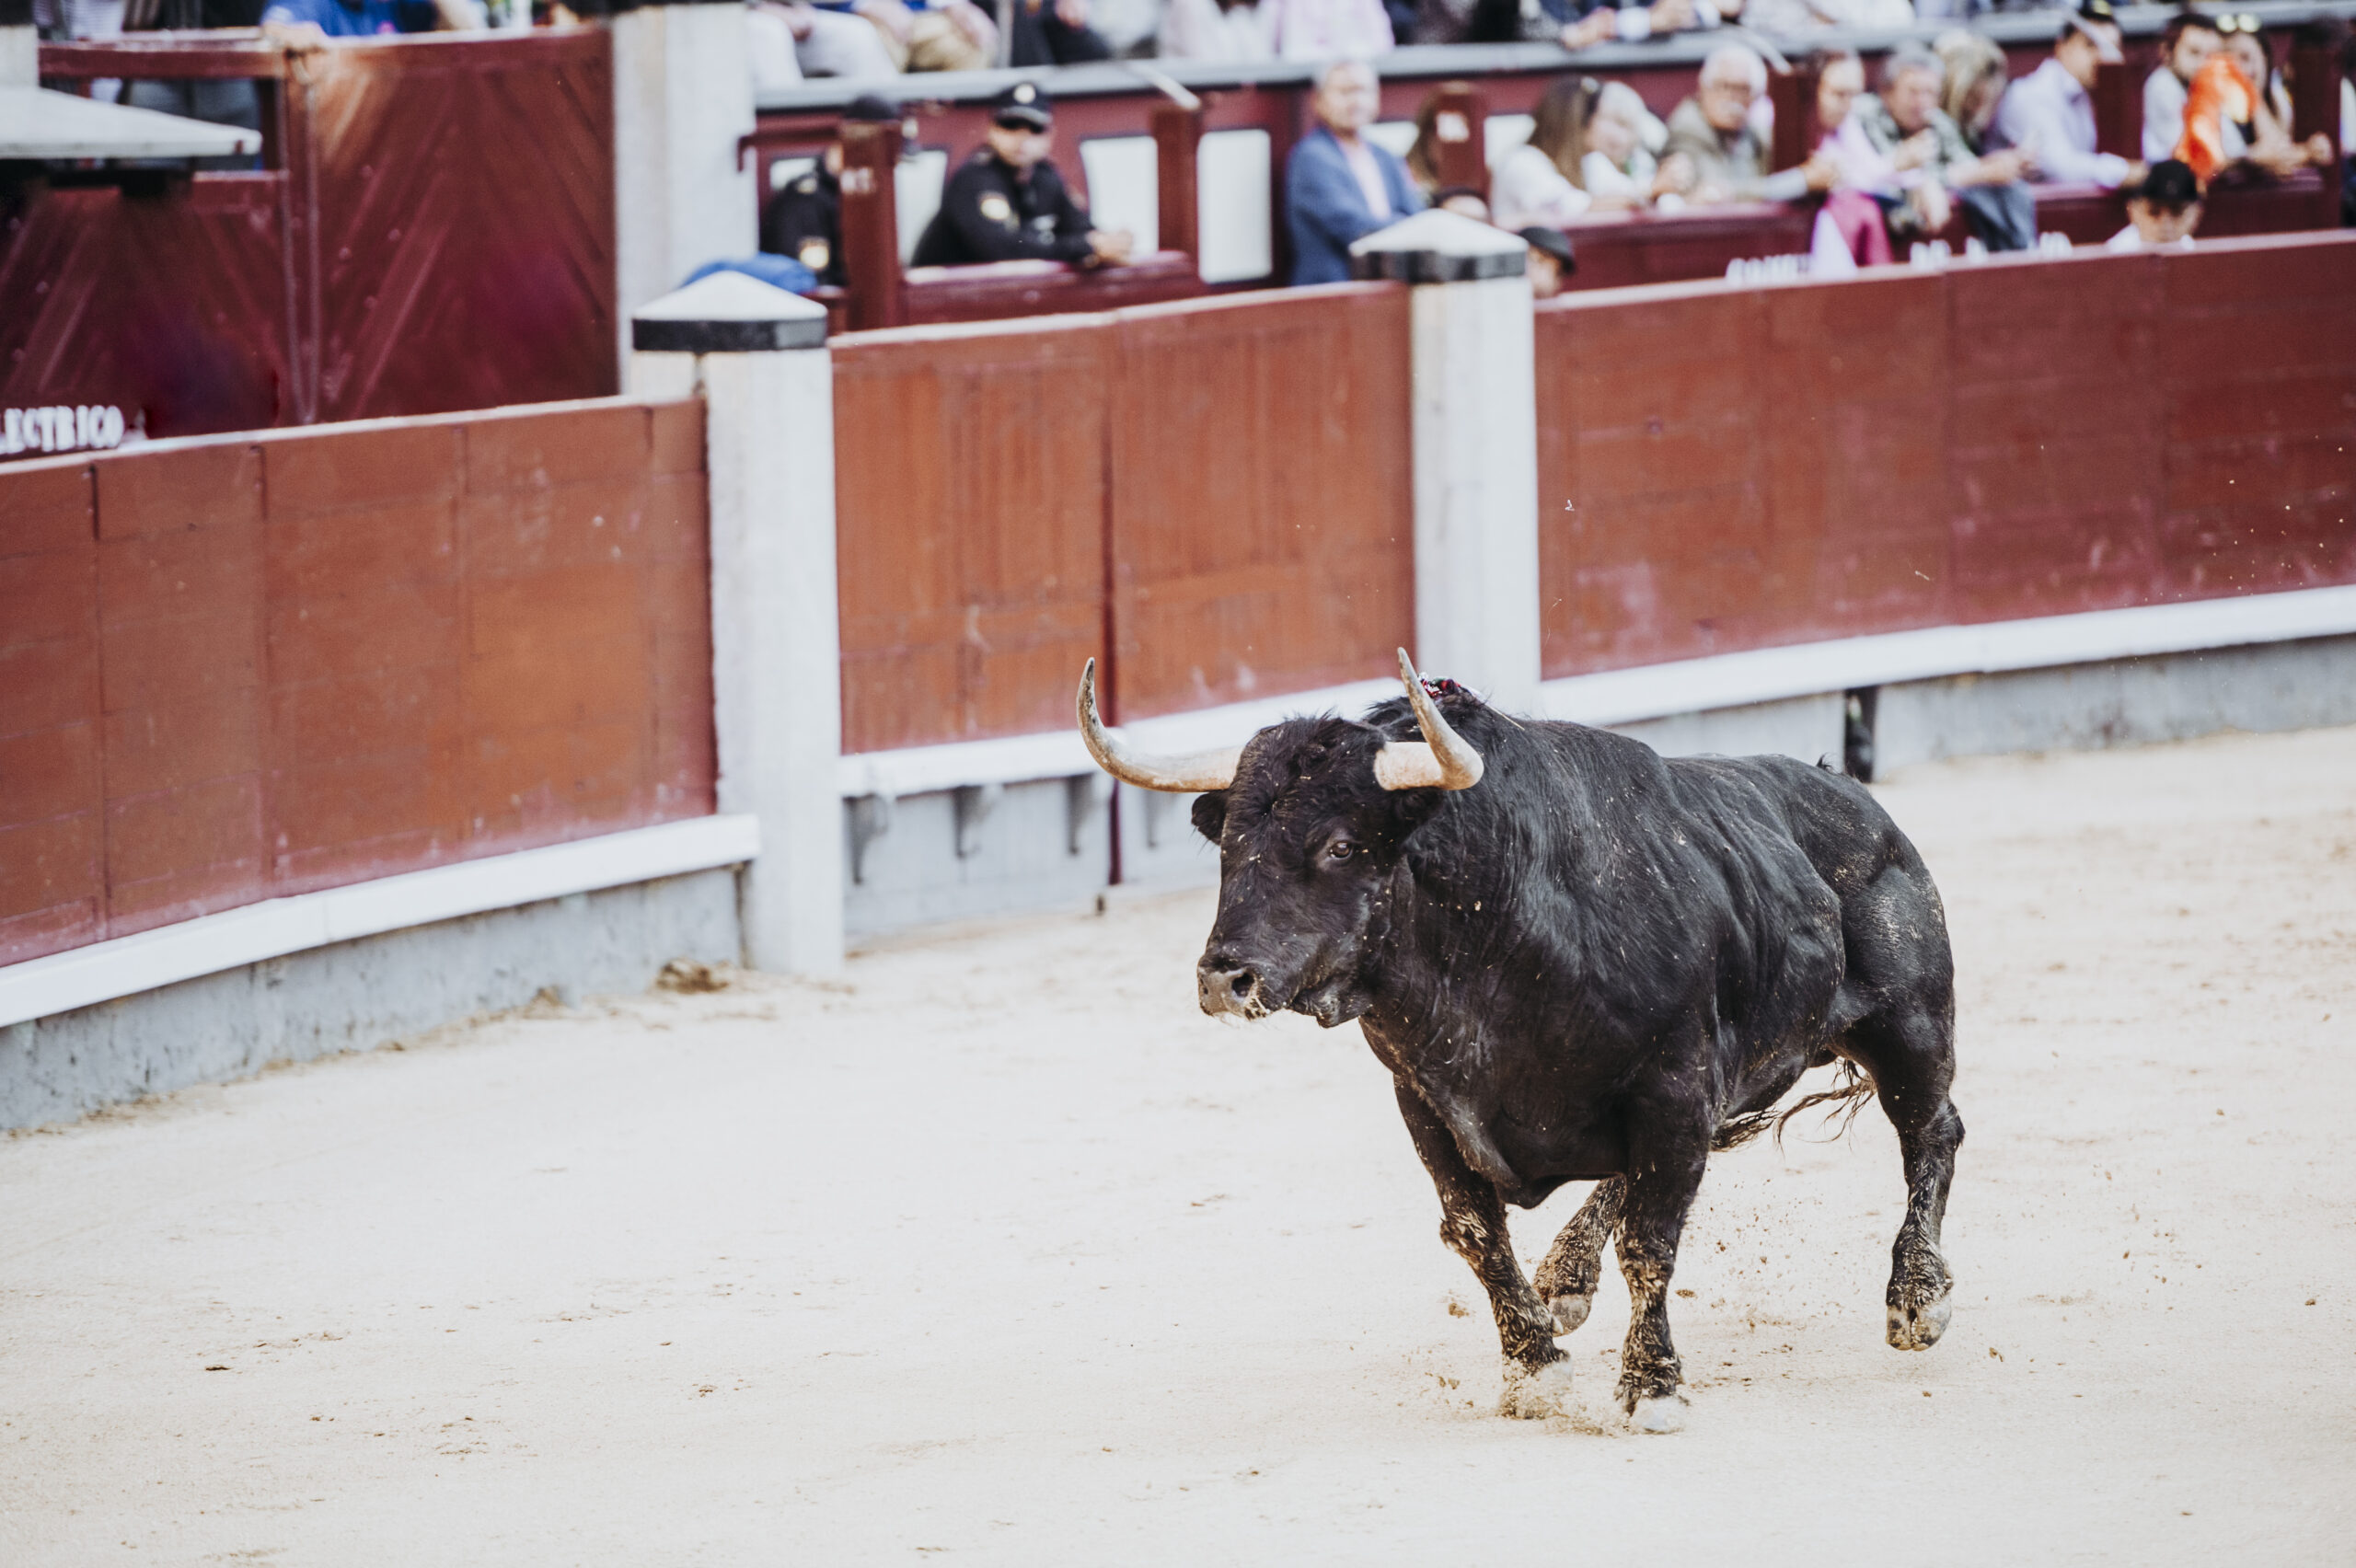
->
[1986,8,2133,189]
[2105,157,2201,250]
[1160,0,1275,61]
[1582,81,1682,204]
[2143,12,2223,165]
[1269,0,1392,58]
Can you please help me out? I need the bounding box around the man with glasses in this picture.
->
[1986,1,2138,189]
[1665,41,1840,203]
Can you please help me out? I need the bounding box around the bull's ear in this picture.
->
[1384,786,1447,843]
[1191,790,1229,843]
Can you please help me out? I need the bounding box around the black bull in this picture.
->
[1113,674,1961,1427]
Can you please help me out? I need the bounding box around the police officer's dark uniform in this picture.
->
[910,84,1100,267]
[758,94,897,286]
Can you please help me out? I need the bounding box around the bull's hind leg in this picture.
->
[1846,1005,1964,1351]
[1612,1122,1709,1432]
[1391,1082,1570,1419]
[1532,1177,1623,1335]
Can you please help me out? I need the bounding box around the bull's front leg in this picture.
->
[1391,1080,1569,1419]
[1613,1112,1711,1433]
[1532,1176,1624,1334]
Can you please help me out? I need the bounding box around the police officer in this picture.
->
[910,83,1135,268]
[759,93,898,287]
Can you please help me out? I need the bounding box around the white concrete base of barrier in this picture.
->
[0,814,760,1031]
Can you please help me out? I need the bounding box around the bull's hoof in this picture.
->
[1497,1357,1575,1420]
[1887,1288,1953,1351]
[1545,1292,1592,1336]
[1627,1393,1689,1435]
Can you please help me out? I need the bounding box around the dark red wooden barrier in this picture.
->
[0,176,291,440]
[0,396,712,967]
[832,282,1415,749]
[1108,284,1414,721]
[1535,232,2356,679]
[833,317,1113,755]
[27,29,617,433]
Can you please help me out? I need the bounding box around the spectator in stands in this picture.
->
[1271,0,1394,56]
[2143,10,2222,165]
[759,95,898,284]
[2216,16,2336,175]
[1985,6,2134,189]
[1932,30,2009,156]
[2105,156,2201,248]
[1491,76,1600,228]
[1416,0,1714,53]
[1583,80,1688,205]
[1160,0,1275,61]
[1808,47,1904,265]
[1744,0,1909,39]
[1520,225,1576,297]
[1666,42,1840,204]
[1005,0,1114,64]
[911,84,1137,267]
[1858,44,2039,249]
[746,3,905,86]
[1285,59,1425,284]
[260,0,477,37]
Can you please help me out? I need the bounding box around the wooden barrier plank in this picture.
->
[0,397,714,967]
[1108,285,1415,722]
[834,320,1114,755]
[0,462,104,965]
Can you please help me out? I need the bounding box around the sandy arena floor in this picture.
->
[4,726,2354,1564]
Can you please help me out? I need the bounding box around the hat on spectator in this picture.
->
[1519,226,1576,274]
[993,82,1055,131]
[2131,158,2201,208]
[844,94,899,123]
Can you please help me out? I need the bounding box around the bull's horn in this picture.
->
[1076,659,1242,792]
[1373,649,1484,791]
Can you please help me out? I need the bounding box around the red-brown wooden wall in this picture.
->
[1537,232,2356,677]
[0,397,712,967]
[17,29,617,439]
[832,285,1415,754]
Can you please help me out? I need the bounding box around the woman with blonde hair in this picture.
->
[1933,29,2010,153]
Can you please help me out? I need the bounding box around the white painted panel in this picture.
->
[1485,113,1533,169]
[768,154,816,191]
[1362,120,1417,158]
[895,148,948,264]
[1080,134,1160,255]
[1196,127,1271,284]
[0,814,763,1028]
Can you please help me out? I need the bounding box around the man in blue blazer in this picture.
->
[1285,61,1428,286]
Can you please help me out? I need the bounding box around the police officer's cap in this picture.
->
[992,81,1054,131]
[843,94,898,123]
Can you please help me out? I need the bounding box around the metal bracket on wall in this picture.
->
[848,792,895,885]
[953,782,1002,859]
[1843,687,1878,783]
[1065,774,1111,856]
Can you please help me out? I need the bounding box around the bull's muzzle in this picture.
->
[1197,956,1268,1020]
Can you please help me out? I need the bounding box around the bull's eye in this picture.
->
[1326,840,1357,861]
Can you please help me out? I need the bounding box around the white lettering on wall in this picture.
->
[1,405,131,458]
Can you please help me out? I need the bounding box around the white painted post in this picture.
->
[631,272,843,977]
[1351,210,1543,715]
[610,0,758,373]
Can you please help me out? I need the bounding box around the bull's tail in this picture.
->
[1712,1059,1878,1152]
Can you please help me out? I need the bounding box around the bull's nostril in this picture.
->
[1228,970,1253,997]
